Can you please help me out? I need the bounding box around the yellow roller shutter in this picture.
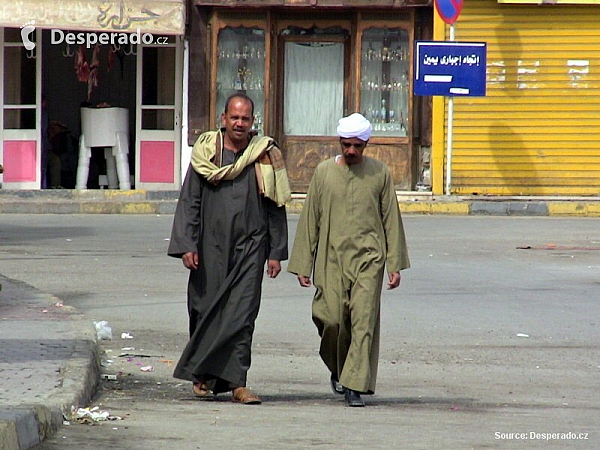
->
[443,0,600,196]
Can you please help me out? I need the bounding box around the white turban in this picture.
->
[336,113,372,142]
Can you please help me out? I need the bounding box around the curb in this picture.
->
[0,276,100,450]
[0,189,599,216]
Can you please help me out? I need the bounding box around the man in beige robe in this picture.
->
[288,113,410,407]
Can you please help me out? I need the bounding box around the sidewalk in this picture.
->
[0,189,600,216]
[0,276,99,450]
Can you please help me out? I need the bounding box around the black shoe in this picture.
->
[344,389,365,407]
[330,374,345,395]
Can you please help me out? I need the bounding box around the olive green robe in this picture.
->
[288,156,409,394]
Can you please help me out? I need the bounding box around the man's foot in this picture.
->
[192,382,213,398]
[330,374,345,395]
[232,387,262,405]
[344,389,365,407]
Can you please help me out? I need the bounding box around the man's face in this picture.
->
[221,98,254,147]
[340,137,367,165]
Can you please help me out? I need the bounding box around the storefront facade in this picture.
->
[0,0,185,190]
[432,0,600,196]
[4,1,598,198]
[187,1,434,192]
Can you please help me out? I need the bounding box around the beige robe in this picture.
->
[288,156,410,394]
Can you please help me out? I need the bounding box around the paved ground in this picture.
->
[0,276,98,450]
[0,208,599,449]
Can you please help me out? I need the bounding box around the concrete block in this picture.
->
[119,202,158,214]
[431,202,470,215]
[157,202,177,215]
[470,202,509,215]
[399,202,432,214]
[586,203,600,216]
[508,202,548,216]
[147,190,180,201]
[0,408,40,450]
[548,202,587,216]
[0,418,20,450]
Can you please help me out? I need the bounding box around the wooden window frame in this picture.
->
[204,10,417,143]
[354,11,415,144]
[208,11,272,132]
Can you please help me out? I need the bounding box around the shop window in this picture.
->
[194,10,421,193]
[360,27,410,137]
[142,109,174,130]
[142,46,175,106]
[141,45,176,130]
[3,109,36,129]
[206,14,414,143]
[280,25,349,137]
[216,27,266,133]
[283,42,344,136]
[3,45,36,129]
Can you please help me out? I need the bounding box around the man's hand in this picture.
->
[182,252,199,270]
[297,275,312,287]
[267,259,281,278]
[387,272,401,290]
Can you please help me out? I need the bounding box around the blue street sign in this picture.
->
[414,41,487,97]
[435,0,463,25]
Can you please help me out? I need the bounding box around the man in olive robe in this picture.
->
[288,113,410,407]
[168,94,289,404]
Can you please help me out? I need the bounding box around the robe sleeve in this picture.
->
[266,199,288,261]
[380,165,410,272]
[287,165,322,277]
[167,165,203,258]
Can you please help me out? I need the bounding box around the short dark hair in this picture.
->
[224,93,254,116]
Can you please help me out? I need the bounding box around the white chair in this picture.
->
[76,107,131,190]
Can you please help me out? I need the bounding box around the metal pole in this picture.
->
[445,24,456,195]
[446,97,454,195]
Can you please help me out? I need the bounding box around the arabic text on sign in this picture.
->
[423,54,481,67]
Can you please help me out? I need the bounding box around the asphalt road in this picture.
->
[0,214,598,449]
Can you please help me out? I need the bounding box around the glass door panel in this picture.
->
[360,27,410,137]
[3,46,36,129]
[136,38,182,189]
[142,46,176,130]
[216,27,266,133]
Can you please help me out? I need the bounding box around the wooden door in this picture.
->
[275,22,351,192]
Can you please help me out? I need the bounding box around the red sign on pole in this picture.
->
[435,0,464,25]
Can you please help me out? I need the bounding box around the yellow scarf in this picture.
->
[190,129,291,207]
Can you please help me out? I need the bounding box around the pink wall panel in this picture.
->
[140,141,175,183]
[3,140,37,182]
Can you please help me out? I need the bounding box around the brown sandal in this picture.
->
[232,387,261,405]
[192,382,213,398]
